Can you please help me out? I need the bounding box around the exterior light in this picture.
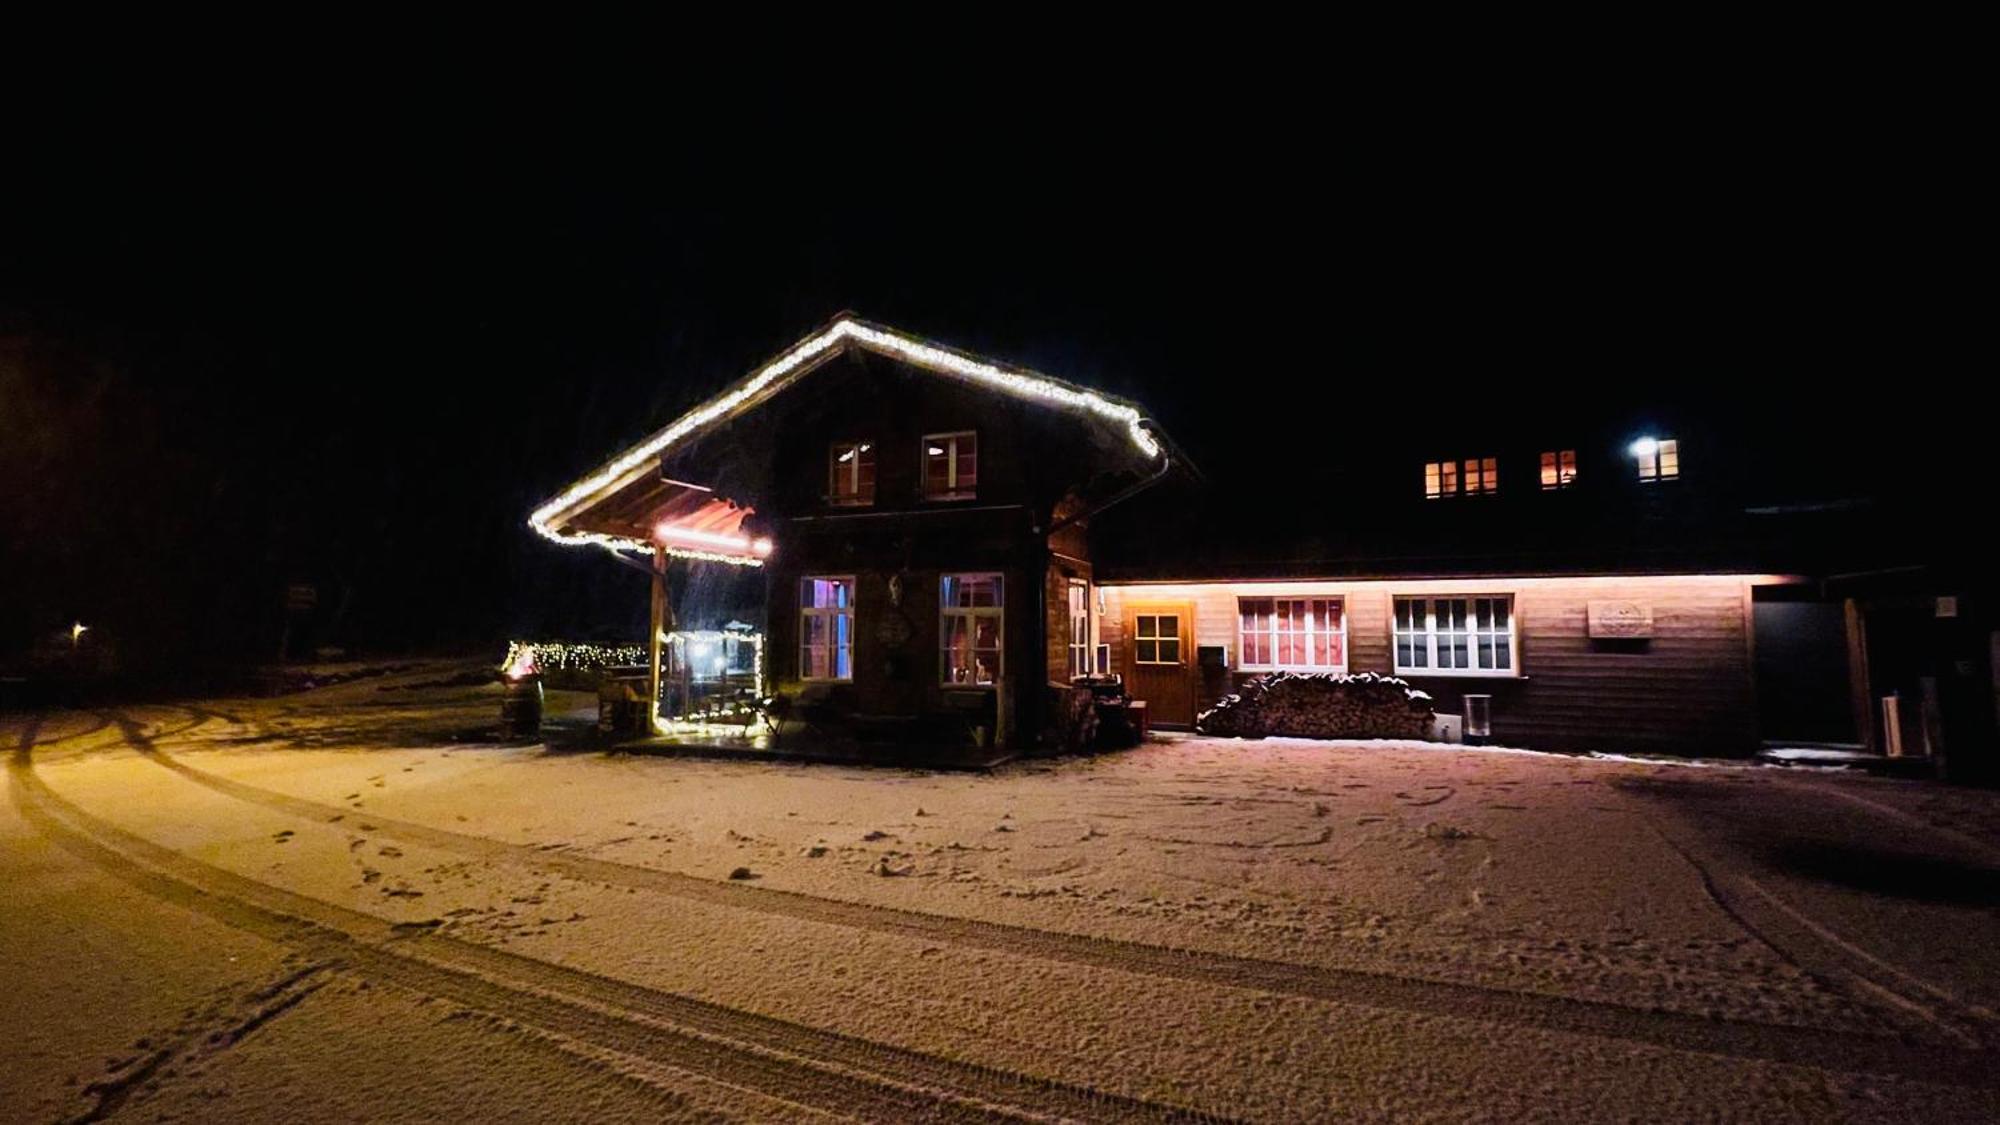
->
[1629,437,1659,458]
[652,524,774,561]
[837,449,856,463]
[71,622,88,645]
[927,445,945,456]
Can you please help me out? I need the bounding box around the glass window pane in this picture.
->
[1137,639,1157,663]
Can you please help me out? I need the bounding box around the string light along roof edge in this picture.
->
[527,316,1169,559]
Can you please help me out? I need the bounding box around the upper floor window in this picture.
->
[1393,595,1516,676]
[1425,457,1497,499]
[828,441,876,506]
[940,573,1002,685]
[924,431,978,501]
[1540,450,1578,490]
[1238,597,1345,671]
[1633,437,1679,482]
[800,577,855,680]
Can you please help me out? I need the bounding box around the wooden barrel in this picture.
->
[500,676,544,736]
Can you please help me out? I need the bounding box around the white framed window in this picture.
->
[1540,450,1577,490]
[800,577,855,680]
[1237,597,1346,671]
[1634,437,1679,482]
[941,573,1002,685]
[923,431,978,501]
[1393,595,1516,676]
[1066,579,1092,679]
[828,440,876,506]
[1425,457,1497,498]
[1133,612,1182,665]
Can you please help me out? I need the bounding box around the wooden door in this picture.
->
[1124,602,1195,727]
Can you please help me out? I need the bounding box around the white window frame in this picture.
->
[940,572,1003,686]
[922,430,978,501]
[1392,594,1519,678]
[1636,438,1680,482]
[799,576,855,681]
[1066,579,1093,680]
[1236,596,1348,673]
[828,440,875,506]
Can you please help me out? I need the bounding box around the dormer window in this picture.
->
[1425,457,1497,499]
[1633,437,1679,482]
[829,441,876,506]
[923,431,977,501]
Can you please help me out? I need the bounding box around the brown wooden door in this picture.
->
[1124,602,1195,727]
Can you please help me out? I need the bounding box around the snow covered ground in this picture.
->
[4,662,1998,1122]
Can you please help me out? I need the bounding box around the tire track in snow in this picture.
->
[12,743,1227,1124]
[123,713,2000,1088]
[1642,809,2000,1047]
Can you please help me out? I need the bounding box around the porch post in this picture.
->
[648,546,668,730]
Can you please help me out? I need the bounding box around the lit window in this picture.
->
[1425,457,1497,498]
[940,573,1002,685]
[1393,596,1515,675]
[1238,597,1345,671]
[1540,450,1577,490]
[1133,613,1182,665]
[923,431,978,500]
[1634,437,1679,482]
[799,577,854,680]
[1067,580,1093,679]
[828,441,876,505]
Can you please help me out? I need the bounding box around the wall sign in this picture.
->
[1587,600,1654,639]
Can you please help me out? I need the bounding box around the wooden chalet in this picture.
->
[530,315,1179,748]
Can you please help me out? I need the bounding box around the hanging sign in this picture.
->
[1587,600,1654,638]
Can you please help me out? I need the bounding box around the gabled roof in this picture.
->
[529,315,1170,560]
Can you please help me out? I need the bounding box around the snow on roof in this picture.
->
[528,316,1168,556]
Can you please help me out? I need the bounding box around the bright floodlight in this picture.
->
[1629,437,1659,458]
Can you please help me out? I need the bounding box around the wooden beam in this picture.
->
[648,547,668,730]
[1845,597,1875,755]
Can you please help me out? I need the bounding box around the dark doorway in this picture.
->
[1754,600,1860,746]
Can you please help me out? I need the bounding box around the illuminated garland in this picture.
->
[499,640,648,675]
[528,317,1165,559]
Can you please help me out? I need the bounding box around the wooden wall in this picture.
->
[1101,575,1768,756]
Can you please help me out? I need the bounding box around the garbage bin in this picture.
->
[1462,694,1492,746]
[500,673,544,737]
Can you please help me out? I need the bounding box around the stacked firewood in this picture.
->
[1043,682,1100,751]
[1196,671,1434,740]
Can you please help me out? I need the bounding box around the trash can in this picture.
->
[1462,694,1492,746]
[500,673,544,737]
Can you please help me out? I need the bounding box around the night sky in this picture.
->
[2,109,1971,671]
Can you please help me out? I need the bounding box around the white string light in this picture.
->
[529,318,1164,558]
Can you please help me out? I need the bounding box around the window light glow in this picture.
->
[529,318,1164,554]
[1629,437,1659,458]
